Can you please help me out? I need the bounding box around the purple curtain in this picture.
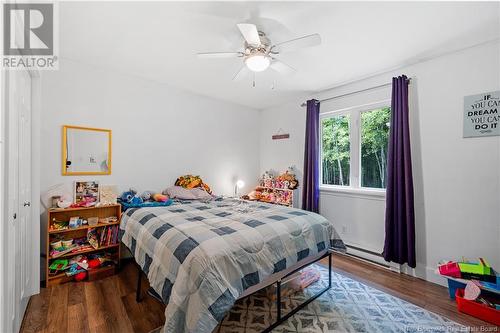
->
[383,75,416,268]
[302,99,320,213]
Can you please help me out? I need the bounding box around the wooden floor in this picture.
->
[21,254,495,333]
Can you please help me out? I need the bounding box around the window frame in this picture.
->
[319,100,390,198]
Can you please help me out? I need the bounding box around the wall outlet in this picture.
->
[341,225,347,234]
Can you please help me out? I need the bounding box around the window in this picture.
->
[320,103,391,191]
[361,107,391,189]
[321,115,350,186]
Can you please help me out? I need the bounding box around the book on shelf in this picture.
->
[98,225,119,247]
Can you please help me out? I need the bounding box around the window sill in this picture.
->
[320,186,386,200]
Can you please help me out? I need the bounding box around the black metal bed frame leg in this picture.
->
[276,280,281,321]
[262,250,333,333]
[329,251,332,288]
[136,265,143,303]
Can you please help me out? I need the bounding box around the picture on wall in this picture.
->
[463,90,499,138]
[100,185,118,205]
[74,181,99,206]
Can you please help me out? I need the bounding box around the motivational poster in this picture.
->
[463,91,499,138]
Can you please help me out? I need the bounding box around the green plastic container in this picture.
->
[458,258,491,275]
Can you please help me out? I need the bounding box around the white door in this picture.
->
[5,68,32,333]
[17,68,32,328]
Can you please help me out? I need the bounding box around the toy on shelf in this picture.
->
[262,171,273,188]
[99,185,118,206]
[259,168,299,190]
[247,190,261,201]
[437,257,499,309]
[459,258,494,281]
[274,167,299,190]
[49,259,69,274]
[242,168,299,207]
[56,197,72,209]
[46,204,122,286]
[438,261,461,278]
[439,258,496,282]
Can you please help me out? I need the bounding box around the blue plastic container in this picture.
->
[447,279,466,300]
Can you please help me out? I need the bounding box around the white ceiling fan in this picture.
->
[197,23,321,82]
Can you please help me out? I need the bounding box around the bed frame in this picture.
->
[135,249,333,332]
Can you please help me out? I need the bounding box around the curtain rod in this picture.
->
[300,78,411,107]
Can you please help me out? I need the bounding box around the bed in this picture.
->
[120,198,345,333]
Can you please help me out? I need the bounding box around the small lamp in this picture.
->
[234,180,245,197]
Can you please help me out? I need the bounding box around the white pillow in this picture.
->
[163,186,213,200]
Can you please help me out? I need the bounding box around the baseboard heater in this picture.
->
[343,244,393,270]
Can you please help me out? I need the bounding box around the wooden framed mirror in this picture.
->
[62,125,112,175]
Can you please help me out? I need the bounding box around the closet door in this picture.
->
[5,70,20,333]
[5,68,32,333]
[17,68,32,328]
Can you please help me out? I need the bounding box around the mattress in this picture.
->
[120,198,345,333]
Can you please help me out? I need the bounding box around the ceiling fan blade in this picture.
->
[273,33,321,53]
[270,59,296,75]
[233,66,250,81]
[197,52,243,58]
[237,23,261,46]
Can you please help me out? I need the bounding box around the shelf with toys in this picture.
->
[242,168,299,207]
[437,258,499,325]
[45,204,122,287]
[44,183,173,287]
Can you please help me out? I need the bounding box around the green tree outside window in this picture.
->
[321,115,350,186]
[321,107,390,189]
[361,107,391,189]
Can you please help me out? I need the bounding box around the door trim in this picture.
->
[30,71,41,297]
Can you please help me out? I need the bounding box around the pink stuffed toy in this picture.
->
[153,193,168,202]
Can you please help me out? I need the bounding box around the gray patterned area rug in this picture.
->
[214,265,467,333]
[149,265,466,333]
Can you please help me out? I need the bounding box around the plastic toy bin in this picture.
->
[455,289,500,326]
[458,259,491,275]
[447,279,466,300]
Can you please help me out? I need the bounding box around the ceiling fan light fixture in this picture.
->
[245,54,270,72]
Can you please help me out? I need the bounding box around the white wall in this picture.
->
[40,59,261,273]
[260,41,500,284]
[40,59,261,201]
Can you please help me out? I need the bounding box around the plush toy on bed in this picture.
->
[175,175,212,194]
[152,193,169,202]
[119,188,143,205]
[140,191,155,202]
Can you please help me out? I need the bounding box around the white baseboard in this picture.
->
[398,262,447,287]
[343,245,399,270]
[343,245,447,288]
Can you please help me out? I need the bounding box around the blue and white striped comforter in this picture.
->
[120,198,345,333]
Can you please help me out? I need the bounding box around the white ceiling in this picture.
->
[59,1,500,109]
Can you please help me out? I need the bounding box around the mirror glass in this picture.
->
[63,126,111,175]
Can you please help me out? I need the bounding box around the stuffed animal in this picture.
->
[175,175,212,194]
[88,259,101,269]
[74,271,87,282]
[70,196,97,208]
[277,169,299,190]
[140,191,155,202]
[262,171,274,188]
[248,190,262,200]
[119,188,143,205]
[152,193,168,202]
